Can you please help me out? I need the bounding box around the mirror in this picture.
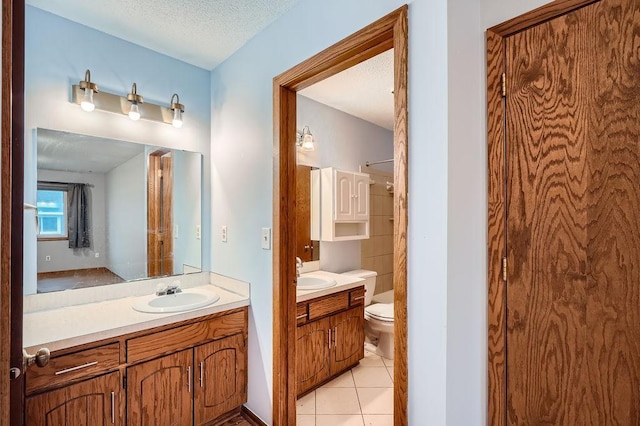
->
[24,128,202,294]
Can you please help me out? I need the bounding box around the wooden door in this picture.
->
[330,307,364,375]
[26,372,121,425]
[296,165,313,262]
[295,317,331,395]
[127,349,192,426]
[194,334,247,425]
[147,150,173,277]
[334,170,353,221]
[353,173,369,221]
[504,0,640,423]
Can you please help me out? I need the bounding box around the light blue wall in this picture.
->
[210,0,450,422]
[24,6,211,291]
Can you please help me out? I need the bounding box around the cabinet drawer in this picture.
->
[127,310,246,364]
[349,287,366,306]
[296,303,309,325]
[26,343,120,394]
[308,292,349,320]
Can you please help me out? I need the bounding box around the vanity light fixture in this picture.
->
[78,69,98,112]
[127,83,144,121]
[71,71,186,127]
[296,125,315,151]
[170,93,184,128]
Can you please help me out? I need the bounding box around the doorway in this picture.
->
[487,0,640,424]
[272,7,408,425]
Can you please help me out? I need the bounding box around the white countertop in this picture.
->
[296,270,364,303]
[24,274,250,353]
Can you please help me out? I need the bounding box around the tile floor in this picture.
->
[296,350,394,426]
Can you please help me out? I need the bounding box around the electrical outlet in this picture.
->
[95,252,100,258]
[196,225,201,240]
[261,227,271,250]
[221,225,227,242]
[45,255,51,261]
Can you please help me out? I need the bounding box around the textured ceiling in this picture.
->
[37,129,145,174]
[26,0,302,70]
[299,49,394,130]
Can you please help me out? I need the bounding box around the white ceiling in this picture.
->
[26,1,393,131]
[37,129,145,173]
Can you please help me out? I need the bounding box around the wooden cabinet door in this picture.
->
[353,173,370,221]
[334,170,354,221]
[296,317,331,395]
[26,371,122,426]
[330,306,364,375]
[194,333,247,425]
[127,349,192,426]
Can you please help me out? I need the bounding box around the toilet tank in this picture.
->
[342,269,377,306]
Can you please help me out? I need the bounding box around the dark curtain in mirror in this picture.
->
[68,183,91,249]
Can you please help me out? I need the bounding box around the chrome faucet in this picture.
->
[296,257,303,277]
[156,281,182,296]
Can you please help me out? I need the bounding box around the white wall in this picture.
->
[172,150,202,274]
[106,153,146,280]
[36,170,107,274]
[297,95,393,273]
[24,6,211,293]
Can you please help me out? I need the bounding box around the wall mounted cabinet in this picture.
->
[312,167,370,241]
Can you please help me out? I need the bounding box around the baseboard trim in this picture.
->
[241,406,267,426]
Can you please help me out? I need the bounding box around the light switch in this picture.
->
[221,225,227,242]
[196,225,201,240]
[261,227,271,250]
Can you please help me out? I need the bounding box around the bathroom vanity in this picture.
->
[295,271,365,396]
[22,274,250,425]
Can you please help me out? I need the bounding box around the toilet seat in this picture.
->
[364,303,394,322]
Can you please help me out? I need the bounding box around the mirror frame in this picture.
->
[272,6,408,424]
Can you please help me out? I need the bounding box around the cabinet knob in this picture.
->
[23,347,50,368]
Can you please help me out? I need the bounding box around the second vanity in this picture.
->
[295,270,365,396]
[23,272,250,426]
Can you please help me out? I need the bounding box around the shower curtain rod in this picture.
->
[39,180,95,188]
[365,158,394,167]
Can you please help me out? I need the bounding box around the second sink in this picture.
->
[297,275,337,290]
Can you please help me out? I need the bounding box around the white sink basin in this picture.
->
[132,288,220,313]
[297,275,337,290]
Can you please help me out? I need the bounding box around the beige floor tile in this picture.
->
[297,414,316,426]
[297,391,316,415]
[359,351,385,367]
[357,388,394,415]
[362,415,394,426]
[316,387,362,415]
[321,370,355,388]
[387,366,394,382]
[352,366,393,388]
[315,414,365,426]
[381,357,393,367]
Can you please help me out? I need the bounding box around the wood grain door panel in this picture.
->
[505,0,640,423]
[26,371,121,426]
[296,317,331,395]
[194,333,247,425]
[127,349,192,426]
[296,165,313,262]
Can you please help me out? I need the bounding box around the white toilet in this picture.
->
[342,269,394,360]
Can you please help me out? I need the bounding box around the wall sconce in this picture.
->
[78,69,98,112]
[170,94,184,128]
[71,69,186,127]
[296,126,315,151]
[127,83,143,121]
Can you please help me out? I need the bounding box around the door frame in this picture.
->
[486,0,599,424]
[272,6,408,424]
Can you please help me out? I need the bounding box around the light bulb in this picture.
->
[301,133,314,151]
[172,108,183,128]
[128,103,140,121]
[80,88,95,112]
